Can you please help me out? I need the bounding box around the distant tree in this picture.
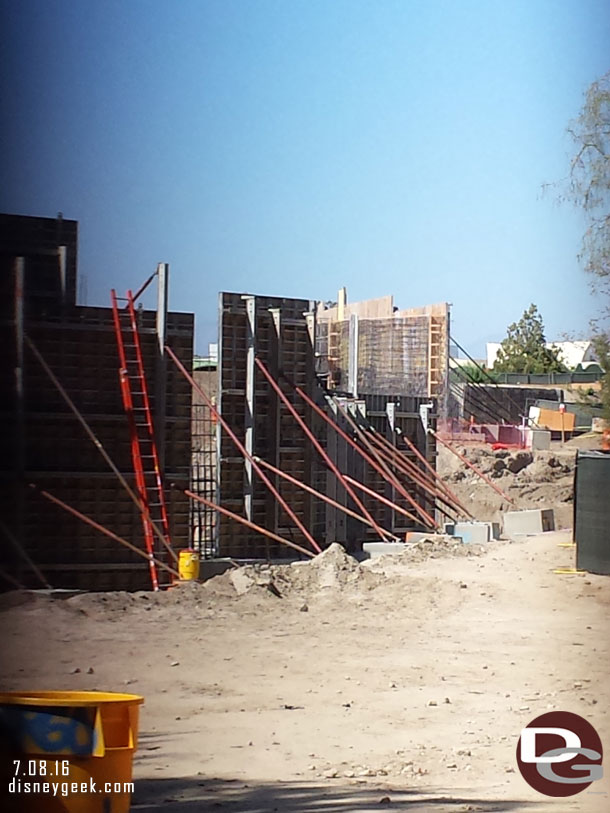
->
[565,71,610,428]
[493,304,565,374]
[566,70,610,309]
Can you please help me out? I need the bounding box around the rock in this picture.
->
[70,667,81,674]
[86,666,95,674]
[324,769,338,778]
[229,569,256,596]
[427,699,438,706]
[300,603,309,612]
[310,543,359,589]
[492,459,506,472]
[506,451,533,473]
[379,796,391,804]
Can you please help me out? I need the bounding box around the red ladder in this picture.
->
[111,289,173,590]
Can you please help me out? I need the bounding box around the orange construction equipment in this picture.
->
[111,290,173,590]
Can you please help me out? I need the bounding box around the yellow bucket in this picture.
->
[178,548,200,581]
[0,690,143,813]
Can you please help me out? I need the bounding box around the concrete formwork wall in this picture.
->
[214,292,438,559]
[321,394,437,545]
[316,299,449,409]
[0,309,193,591]
[0,215,193,591]
[217,292,316,559]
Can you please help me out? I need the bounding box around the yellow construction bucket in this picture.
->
[178,548,200,581]
[0,690,143,813]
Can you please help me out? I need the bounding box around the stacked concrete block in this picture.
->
[503,508,555,537]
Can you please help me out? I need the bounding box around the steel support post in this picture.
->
[243,295,256,521]
[155,262,169,471]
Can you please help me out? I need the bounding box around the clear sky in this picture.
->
[1,0,609,356]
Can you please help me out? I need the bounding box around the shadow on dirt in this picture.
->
[132,776,546,812]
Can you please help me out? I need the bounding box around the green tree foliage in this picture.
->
[566,71,610,305]
[493,304,565,374]
[451,363,497,383]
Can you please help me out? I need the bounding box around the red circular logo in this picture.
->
[516,711,603,797]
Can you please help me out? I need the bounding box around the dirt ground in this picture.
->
[1,525,608,812]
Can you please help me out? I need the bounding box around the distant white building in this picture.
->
[486,340,598,370]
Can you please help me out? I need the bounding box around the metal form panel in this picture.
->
[0,213,78,317]
[575,451,610,575]
[216,292,316,559]
[213,290,439,558]
[0,216,193,591]
[191,368,218,556]
[359,394,437,535]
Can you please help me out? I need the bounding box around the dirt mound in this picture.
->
[437,443,576,526]
[369,537,486,568]
[308,542,361,587]
[202,541,488,603]
[212,544,380,601]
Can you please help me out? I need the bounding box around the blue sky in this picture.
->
[1,0,608,356]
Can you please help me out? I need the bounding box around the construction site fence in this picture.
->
[492,371,602,385]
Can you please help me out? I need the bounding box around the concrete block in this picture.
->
[444,522,500,543]
[453,522,490,543]
[523,428,551,450]
[406,532,437,544]
[503,508,555,537]
[363,534,462,559]
[362,542,410,559]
